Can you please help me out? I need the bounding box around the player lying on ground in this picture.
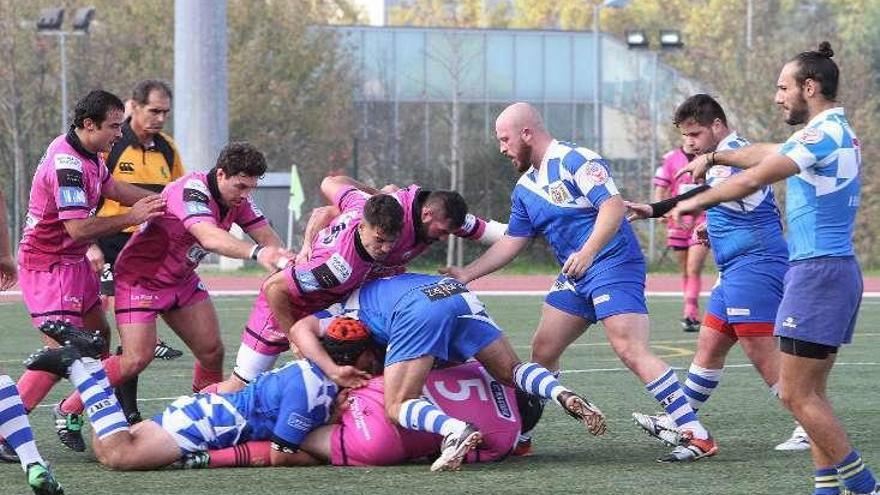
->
[181,361,543,468]
[22,318,380,471]
[291,273,607,472]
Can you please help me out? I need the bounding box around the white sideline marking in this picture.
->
[28,360,880,409]
[5,290,880,298]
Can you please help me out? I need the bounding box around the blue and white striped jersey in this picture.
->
[224,360,338,450]
[506,140,644,283]
[779,107,860,261]
[705,132,788,269]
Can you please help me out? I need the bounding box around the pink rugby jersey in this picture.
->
[331,361,520,466]
[281,186,379,312]
[339,185,487,279]
[114,171,267,287]
[19,131,117,270]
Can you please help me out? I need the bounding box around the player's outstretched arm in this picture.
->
[675,143,782,181]
[320,175,381,204]
[189,223,294,270]
[672,153,799,224]
[63,195,165,242]
[440,234,529,283]
[103,180,158,207]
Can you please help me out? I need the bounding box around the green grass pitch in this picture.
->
[0,295,877,494]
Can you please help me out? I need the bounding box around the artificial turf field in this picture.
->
[1,294,878,495]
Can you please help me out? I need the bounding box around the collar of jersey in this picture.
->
[206,168,229,219]
[805,107,845,128]
[65,127,100,164]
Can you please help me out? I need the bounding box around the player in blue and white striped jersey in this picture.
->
[442,102,716,462]
[672,43,877,495]
[627,94,795,461]
[22,318,380,471]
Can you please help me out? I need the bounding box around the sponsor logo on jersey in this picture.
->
[63,295,82,312]
[184,179,209,195]
[727,307,751,316]
[593,293,611,305]
[490,381,512,419]
[295,269,322,293]
[58,186,87,207]
[118,161,135,173]
[54,153,82,171]
[548,181,573,205]
[286,412,314,431]
[587,161,609,185]
[326,252,353,282]
[422,281,468,301]
[186,201,211,215]
[57,168,84,188]
[781,316,797,329]
[798,128,824,145]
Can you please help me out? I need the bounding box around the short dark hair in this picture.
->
[673,94,727,127]
[131,79,173,104]
[363,195,404,236]
[789,41,839,100]
[72,90,125,129]
[424,190,468,230]
[215,142,267,177]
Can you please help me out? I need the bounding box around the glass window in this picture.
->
[544,35,572,101]
[396,31,426,100]
[362,30,394,100]
[514,34,543,100]
[572,35,596,101]
[486,33,514,100]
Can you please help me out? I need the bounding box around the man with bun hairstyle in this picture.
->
[673,42,878,495]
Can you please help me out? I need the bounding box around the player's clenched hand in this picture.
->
[438,265,469,283]
[675,153,711,182]
[624,201,654,222]
[0,255,16,291]
[86,244,105,274]
[257,246,296,272]
[670,198,701,229]
[562,250,594,280]
[126,194,165,224]
[330,365,371,388]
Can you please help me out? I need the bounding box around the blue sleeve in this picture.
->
[506,188,535,238]
[270,378,330,450]
[780,126,838,172]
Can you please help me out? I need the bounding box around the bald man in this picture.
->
[442,102,717,463]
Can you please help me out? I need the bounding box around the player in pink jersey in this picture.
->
[14,90,166,453]
[182,361,541,469]
[49,143,295,447]
[216,176,504,393]
[653,147,710,332]
[212,191,405,393]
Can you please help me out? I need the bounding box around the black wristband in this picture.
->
[250,245,265,260]
[648,184,712,218]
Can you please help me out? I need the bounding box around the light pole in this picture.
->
[36,7,95,134]
[626,29,683,263]
[592,0,631,153]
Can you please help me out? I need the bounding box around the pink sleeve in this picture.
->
[52,155,91,221]
[453,213,487,240]
[652,162,672,188]
[172,181,218,230]
[235,198,269,233]
[334,186,369,211]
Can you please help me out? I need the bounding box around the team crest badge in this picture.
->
[798,128,824,145]
[587,161,609,184]
[548,181,572,204]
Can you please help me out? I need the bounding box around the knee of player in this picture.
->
[198,341,225,365]
[121,349,157,375]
